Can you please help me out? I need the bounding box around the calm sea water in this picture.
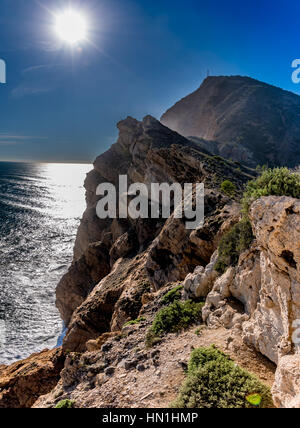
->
[0,162,91,364]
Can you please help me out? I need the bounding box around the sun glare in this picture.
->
[55,10,87,45]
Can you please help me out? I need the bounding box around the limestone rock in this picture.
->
[272,355,300,408]
[200,197,300,366]
[184,251,218,298]
[147,197,240,290]
[62,254,150,352]
[0,348,64,408]
[242,197,300,363]
[194,195,300,407]
[229,246,261,315]
[202,267,247,329]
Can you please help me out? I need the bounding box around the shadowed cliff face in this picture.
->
[74,115,254,260]
[161,76,300,168]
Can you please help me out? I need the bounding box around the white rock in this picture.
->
[183,251,219,298]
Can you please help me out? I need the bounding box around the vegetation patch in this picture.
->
[152,300,204,335]
[215,219,254,274]
[55,399,75,409]
[161,285,183,305]
[146,300,203,347]
[242,167,300,213]
[172,346,274,408]
[220,180,237,197]
[215,167,300,275]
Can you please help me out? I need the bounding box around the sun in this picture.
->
[55,10,87,45]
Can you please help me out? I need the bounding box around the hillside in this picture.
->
[161,76,300,167]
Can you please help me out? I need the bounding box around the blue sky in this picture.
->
[0,0,300,163]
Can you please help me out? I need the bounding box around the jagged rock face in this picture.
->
[199,197,300,364]
[161,76,300,167]
[73,115,195,260]
[243,196,300,363]
[57,115,252,330]
[197,196,300,407]
[62,254,150,352]
[0,349,64,408]
[147,198,241,290]
[56,242,111,326]
[63,195,243,352]
[74,115,252,260]
[183,251,219,299]
[62,195,239,353]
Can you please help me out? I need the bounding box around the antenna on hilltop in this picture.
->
[207,69,210,78]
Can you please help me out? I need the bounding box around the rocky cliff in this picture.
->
[188,196,300,407]
[161,76,300,168]
[2,80,300,408]
[56,115,252,354]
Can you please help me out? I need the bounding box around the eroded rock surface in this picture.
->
[8,115,300,408]
[198,196,300,407]
[0,348,64,408]
[33,287,275,409]
[57,115,251,354]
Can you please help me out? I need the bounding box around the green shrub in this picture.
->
[146,300,204,347]
[151,300,204,335]
[187,345,227,373]
[242,167,300,213]
[161,285,183,305]
[55,399,75,409]
[220,180,237,197]
[215,167,300,274]
[172,346,274,408]
[215,219,254,274]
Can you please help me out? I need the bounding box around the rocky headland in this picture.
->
[2,76,300,408]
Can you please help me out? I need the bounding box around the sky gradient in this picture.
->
[1,0,300,162]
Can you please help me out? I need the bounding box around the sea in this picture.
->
[0,162,91,365]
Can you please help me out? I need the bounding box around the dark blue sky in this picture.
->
[1,0,300,163]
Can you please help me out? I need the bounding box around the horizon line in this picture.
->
[0,159,93,164]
